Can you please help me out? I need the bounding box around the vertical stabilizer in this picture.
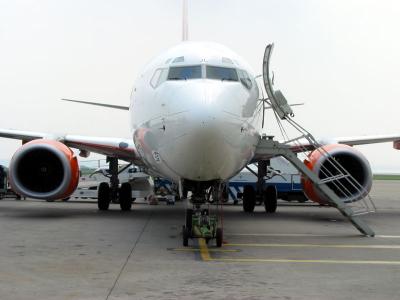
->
[182,0,189,41]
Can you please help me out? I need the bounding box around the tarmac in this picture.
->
[0,180,400,300]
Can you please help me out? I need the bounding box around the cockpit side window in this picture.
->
[206,66,238,81]
[237,69,252,89]
[167,65,202,80]
[150,68,168,88]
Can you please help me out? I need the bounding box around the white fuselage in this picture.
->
[130,42,262,183]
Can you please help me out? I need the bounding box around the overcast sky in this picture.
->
[1,0,400,172]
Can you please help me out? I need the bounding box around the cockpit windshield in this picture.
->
[166,64,241,83]
[167,65,202,80]
[206,66,238,81]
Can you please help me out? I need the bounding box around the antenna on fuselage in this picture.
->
[182,0,189,41]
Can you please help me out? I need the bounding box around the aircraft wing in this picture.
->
[63,135,142,164]
[0,129,51,141]
[286,134,400,153]
[336,134,400,147]
[0,128,142,164]
[254,134,400,161]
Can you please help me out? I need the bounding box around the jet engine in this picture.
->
[9,140,79,201]
[302,144,372,204]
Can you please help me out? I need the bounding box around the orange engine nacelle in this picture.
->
[302,144,372,205]
[9,140,79,201]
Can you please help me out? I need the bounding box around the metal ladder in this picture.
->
[255,137,374,236]
[258,43,375,236]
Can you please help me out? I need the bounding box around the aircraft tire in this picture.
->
[264,185,277,213]
[98,182,110,210]
[186,209,193,230]
[216,228,223,247]
[243,185,256,212]
[222,185,229,203]
[182,226,189,247]
[119,182,132,211]
[182,188,188,199]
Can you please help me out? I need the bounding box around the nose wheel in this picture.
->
[182,225,190,247]
[185,208,193,230]
[216,227,223,247]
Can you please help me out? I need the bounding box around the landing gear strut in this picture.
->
[108,157,119,204]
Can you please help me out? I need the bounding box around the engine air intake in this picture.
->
[9,140,79,200]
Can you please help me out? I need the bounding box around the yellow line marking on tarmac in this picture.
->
[191,236,400,264]
[183,240,400,265]
[171,248,239,253]
[210,258,400,265]
[226,233,400,238]
[227,233,335,237]
[198,238,211,261]
[225,243,400,249]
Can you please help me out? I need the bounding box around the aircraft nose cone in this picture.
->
[164,124,232,181]
[159,108,245,181]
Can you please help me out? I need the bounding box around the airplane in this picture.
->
[0,0,399,244]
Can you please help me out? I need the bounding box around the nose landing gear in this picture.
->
[181,181,224,247]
